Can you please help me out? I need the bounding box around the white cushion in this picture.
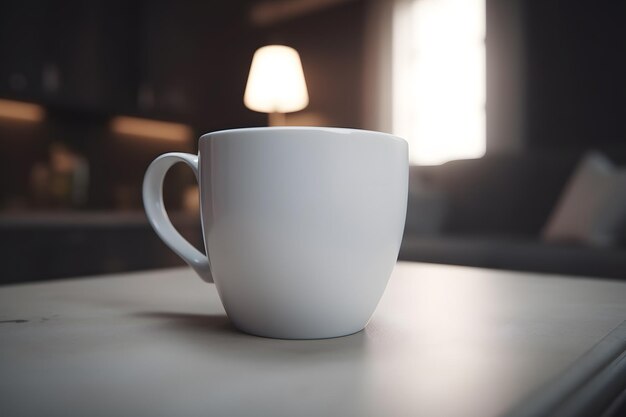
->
[543,152,626,246]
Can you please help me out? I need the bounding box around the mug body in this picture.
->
[198,127,408,339]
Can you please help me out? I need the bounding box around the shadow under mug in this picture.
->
[143,127,408,339]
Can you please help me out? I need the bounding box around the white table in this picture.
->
[1,262,625,417]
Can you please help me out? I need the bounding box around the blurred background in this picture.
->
[1,0,625,283]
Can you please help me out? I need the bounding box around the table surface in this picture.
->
[1,262,625,417]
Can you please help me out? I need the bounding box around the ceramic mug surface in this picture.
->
[143,127,408,339]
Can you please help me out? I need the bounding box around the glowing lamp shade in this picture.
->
[244,45,309,115]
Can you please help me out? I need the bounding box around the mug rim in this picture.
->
[199,126,407,145]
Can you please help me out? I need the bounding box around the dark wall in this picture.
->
[488,0,626,154]
[486,0,526,154]
[266,3,366,128]
[524,0,626,149]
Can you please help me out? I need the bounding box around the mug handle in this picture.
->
[142,152,213,283]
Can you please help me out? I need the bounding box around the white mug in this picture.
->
[143,127,408,339]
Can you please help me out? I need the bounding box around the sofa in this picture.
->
[399,149,626,280]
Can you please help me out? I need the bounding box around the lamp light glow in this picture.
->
[244,45,309,115]
[0,99,45,122]
[110,116,192,142]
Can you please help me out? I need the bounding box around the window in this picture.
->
[392,0,486,165]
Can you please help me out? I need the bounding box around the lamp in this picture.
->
[244,45,309,126]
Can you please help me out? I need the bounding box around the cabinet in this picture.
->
[0,1,137,111]
[0,212,202,283]
[0,1,47,99]
[0,1,260,129]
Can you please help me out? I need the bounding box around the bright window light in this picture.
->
[393,0,486,165]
